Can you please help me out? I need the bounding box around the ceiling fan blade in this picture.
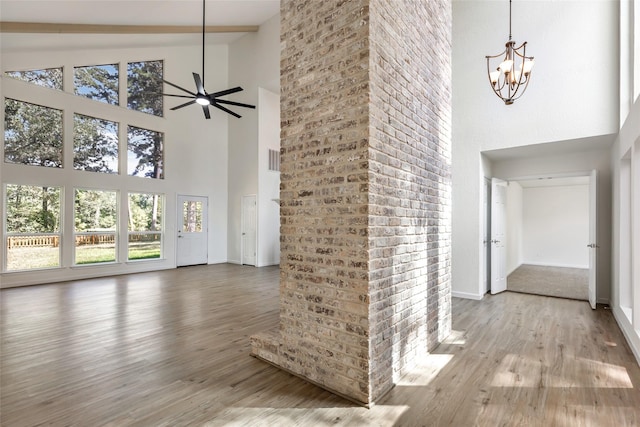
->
[211,86,243,98]
[214,99,256,109]
[193,72,205,94]
[171,100,197,110]
[163,79,196,96]
[202,105,211,119]
[212,102,242,118]
[163,93,194,99]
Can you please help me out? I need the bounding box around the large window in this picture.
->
[4,98,63,168]
[74,63,119,105]
[4,67,63,90]
[4,184,62,271]
[128,126,164,179]
[127,60,163,116]
[128,193,163,261]
[73,114,119,173]
[74,189,117,265]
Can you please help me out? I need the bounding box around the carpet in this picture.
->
[507,264,589,301]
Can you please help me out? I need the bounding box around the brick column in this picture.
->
[251,0,452,406]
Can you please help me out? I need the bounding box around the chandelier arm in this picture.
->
[510,76,532,102]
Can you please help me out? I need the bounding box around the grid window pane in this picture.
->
[74,114,119,173]
[183,201,202,233]
[74,63,119,105]
[4,98,63,168]
[4,67,63,90]
[128,193,163,261]
[127,60,163,116]
[4,184,61,271]
[74,189,117,264]
[127,126,164,179]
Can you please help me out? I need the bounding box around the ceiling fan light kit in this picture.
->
[162,0,255,119]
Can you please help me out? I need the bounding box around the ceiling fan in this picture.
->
[162,0,255,119]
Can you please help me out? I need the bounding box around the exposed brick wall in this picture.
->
[278,0,372,404]
[252,0,452,406]
[367,0,452,401]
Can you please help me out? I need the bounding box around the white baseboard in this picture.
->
[226,259,242,265]
[521,261,589,269]
[452,290,485,300]
[612,306,640,367]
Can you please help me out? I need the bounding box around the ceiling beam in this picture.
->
[0,22,259,34]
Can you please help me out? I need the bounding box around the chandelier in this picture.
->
[486,0,535,105]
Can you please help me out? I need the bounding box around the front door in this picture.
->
[490,178,508,294]
[177,195,208,266]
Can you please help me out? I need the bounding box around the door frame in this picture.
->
[241,194,257,266]
[488,171,597,304]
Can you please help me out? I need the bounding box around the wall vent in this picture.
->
[268,149,280,172]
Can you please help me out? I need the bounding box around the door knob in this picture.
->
[491,239,500,244]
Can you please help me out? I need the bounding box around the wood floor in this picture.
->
[1,264,639,426]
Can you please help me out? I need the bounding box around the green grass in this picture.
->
[128,243,161,261]
[6,242,161,270]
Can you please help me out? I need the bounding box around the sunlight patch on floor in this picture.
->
[204,405,410,426]
[491,354,634,388]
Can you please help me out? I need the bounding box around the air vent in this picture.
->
[268,149,280,172]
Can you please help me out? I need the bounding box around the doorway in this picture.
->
[488,173,596,307]
[241,194,257,266]
[177,195,208,266]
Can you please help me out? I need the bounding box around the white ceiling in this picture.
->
[0,0,280,50]
[0,1,280,26]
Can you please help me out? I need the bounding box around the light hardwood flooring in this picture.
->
[1,264,639,426]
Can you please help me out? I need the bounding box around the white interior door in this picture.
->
[491,178,508,295]
[177,195,208,267]
[241,195,257,266]
[483,178,491,294]
[588,170,597,309]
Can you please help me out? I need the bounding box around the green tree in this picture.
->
[128,126,164,179]
[4,99,63,167]
[74,190,117,231]
[6,185,60,233]
[5,68,63,90]
[127,61,163,116]
[74,64,118,105]
[73,114,118,173]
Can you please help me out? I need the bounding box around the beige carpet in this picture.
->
[507,264,589,301]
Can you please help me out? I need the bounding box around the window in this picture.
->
[74,63,119,105]
[4,67,63,90]
[127,60,163,116]
[4,98,63,168]
[128,193,163,261]
[73,114,119,173]
[74,189,117,265]
[4,184,62,271]
[183,200,203,232]
[127,126,164,179]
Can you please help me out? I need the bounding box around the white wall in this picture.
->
[611,84,640,364]
[505,181,523,275]
[0,41,230,287]
[452,0,619,299]
[227,14,280,264]
[522,185,589,269]
[257,88,280,266]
